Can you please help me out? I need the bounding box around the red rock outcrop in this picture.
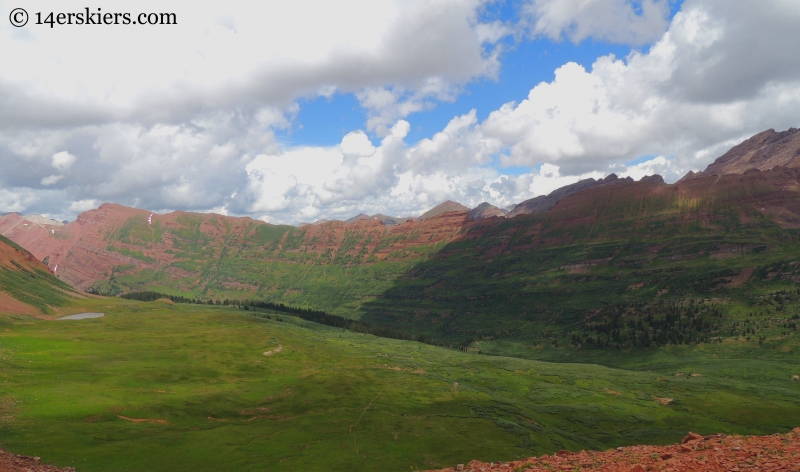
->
[428,429,800,472]
[0,447,74,472]
[685,127,800,179]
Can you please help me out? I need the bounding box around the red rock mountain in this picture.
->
[467,202,506,221]
[3,128,800,304]
[684,127,800,180]
[0,203,472,293]
[508,174,640,217]
[419,200,469,219]
[4,164,800,301]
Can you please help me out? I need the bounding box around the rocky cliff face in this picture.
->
[508,174,638,217]
[0,204,265,291]
[467,202,506,221]
[0,202,471,296]
[686,128,800,179]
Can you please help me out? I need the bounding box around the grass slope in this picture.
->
[359,177,800,354]
[0,235,74,314]
[74,171,800,360]
[1,299,799,471]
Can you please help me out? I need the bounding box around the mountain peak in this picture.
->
[419,201,469,220]
[468,202,506,221]
[692,127,800,178]
[345,213,370,224]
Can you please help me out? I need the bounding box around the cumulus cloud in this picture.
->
[40,175,64,186]
[68,199,101,213]
[234,0,800,224]
[483,0,800,175]
[614,156,686,182]
[357,80,463,137]
[51,151,77,171]
[1,0,799,224]
[523,0,671,45]
[0,188,39,214]
[0,0,509,220]
[0,0,502,128]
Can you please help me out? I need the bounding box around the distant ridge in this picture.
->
[345,213,370,224]
[22,214,65,226]
[509,174,643,217]
[419,200,469,220]
[298,219,332,227]
[467,202,506,221]
[371,214,407,225]
[684,127,800,180]
[2,128,800,304]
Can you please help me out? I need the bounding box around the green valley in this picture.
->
[1,299,799,471]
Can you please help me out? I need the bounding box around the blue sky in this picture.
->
[285,0,686,147]
[1,0,798,224]
[279,0,688,182]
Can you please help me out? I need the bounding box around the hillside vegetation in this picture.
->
[1,300,799,471]
[3,132,800,359]
[15,167,800,358]
[0,235,74,315]
[2,130,800,470]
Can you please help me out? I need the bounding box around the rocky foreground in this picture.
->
[428,429,800,472]
[0,448,75,472]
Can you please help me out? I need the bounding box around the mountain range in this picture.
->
[3,128,800,472]
[2,128,800,350]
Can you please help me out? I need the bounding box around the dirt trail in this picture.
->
[427,429,800,472]
[350,386,386,457]
[117,415,168,424]
[263,345,283,356]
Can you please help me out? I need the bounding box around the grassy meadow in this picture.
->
[1,298,800,471]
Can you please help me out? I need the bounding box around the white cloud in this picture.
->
[68,199,100,213]
[0,0,502,128]
[357,78,466,137]
[615,156,685,182]
[523,0,670,45]
[483,0,800,175]
[1,0,799,225]
[40,175,64,186]
[0,0,509,220]
[340,131,376,157]
[0,188,39,213]
[51,151,77,171]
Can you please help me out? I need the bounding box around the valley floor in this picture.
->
[1,298,800,471]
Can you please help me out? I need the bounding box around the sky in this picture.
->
[1,0,799,224]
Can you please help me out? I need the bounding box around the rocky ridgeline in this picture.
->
[2,128,800,298]
[5,165,800,296]
[684,127,800,180]
[428,429,800,472]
